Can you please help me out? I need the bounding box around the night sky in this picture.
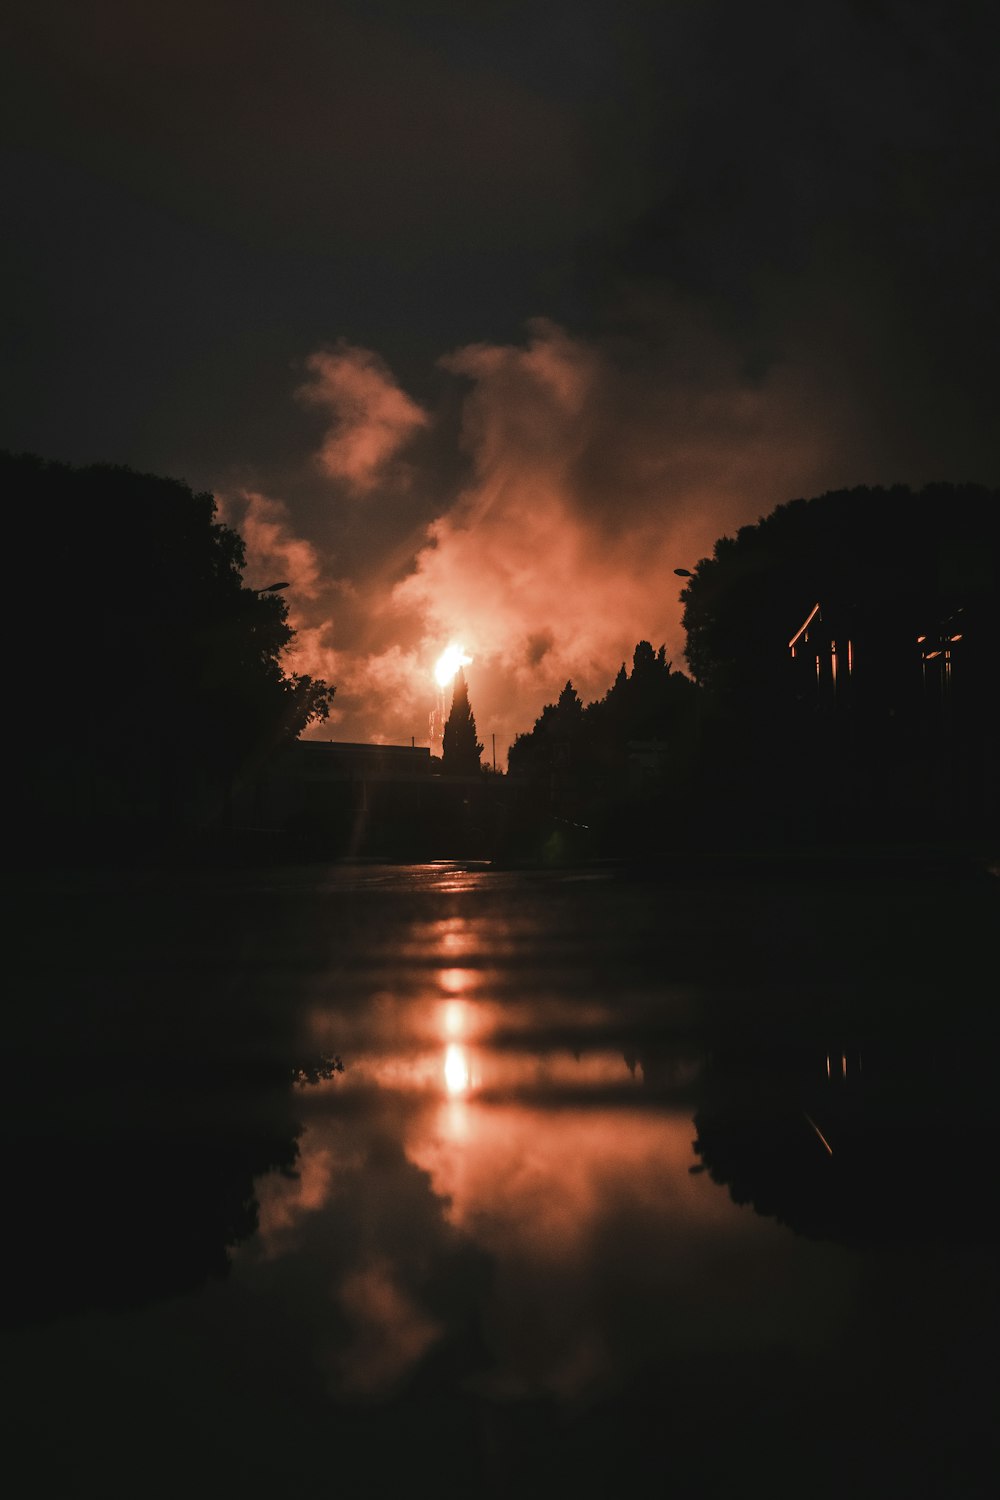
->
[4,0,998,757]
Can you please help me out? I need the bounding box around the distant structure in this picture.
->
[787,592,975,727]
[236,740,430,849]
[235,736,495,856]
[785,590,990,835]
[788,602,851,705]
[788,597,968,715]
[289,741,432,781]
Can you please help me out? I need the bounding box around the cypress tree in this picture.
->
[442,667,484,774]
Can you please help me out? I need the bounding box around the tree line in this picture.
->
[8,445,997,861]
[500,482,998,857]
[501,643,699,858]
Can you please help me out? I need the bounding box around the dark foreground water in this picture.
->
[6,859,1000,1498]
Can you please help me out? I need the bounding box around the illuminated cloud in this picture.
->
[297,343,429,493]
[8,3,1000,773]
[231,320,855,758]
[387,316,843,757]
[319,643,437,742]
[217,490,323,599]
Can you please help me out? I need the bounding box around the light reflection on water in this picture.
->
[236,896,848,1408]
[443,1040,470,1094]
[9,860,997,1499]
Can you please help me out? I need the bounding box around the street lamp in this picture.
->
[674,568,694,578]
[253,581,290,594]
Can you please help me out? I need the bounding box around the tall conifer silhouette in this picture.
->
[442,667,483,774]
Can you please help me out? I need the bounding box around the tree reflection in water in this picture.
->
[692,1030,1000,1248]
[5,874,346,1329]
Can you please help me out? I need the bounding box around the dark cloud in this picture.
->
[5,1,581,245]
[587,0,1000,474]
[3,1,996,754]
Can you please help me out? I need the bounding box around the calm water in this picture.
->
[6,860,999,1497]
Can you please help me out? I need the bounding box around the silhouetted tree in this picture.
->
[508,680,583,778]
[3,870,355,1326]
[679,483,1000,842]
[4,449,334,849]
[588,641,697,750]
[441,667,483,774]
[505,645,700,857]
[681,484,999,705]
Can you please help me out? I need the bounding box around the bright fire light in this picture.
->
[434,643,472,686]
[444,1042,470,1095]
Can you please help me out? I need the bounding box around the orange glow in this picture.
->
[297,345,429,493]
[442,999,467,1037]
[438,920,474,957]
[248,320,861,757]
[438,966,475,995]
[442,1098,470,1141]
[247,1029,780,1402]
[434,643,472,686]
[444,1042,471,1095]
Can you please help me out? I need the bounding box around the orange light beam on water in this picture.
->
[444,1043,470,1096]
[438,967,475,995]
[443,1000,466,1037]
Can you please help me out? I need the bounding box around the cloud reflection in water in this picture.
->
[240,970,849,1405]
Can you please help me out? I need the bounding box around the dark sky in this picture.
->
[4,0,997,754]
